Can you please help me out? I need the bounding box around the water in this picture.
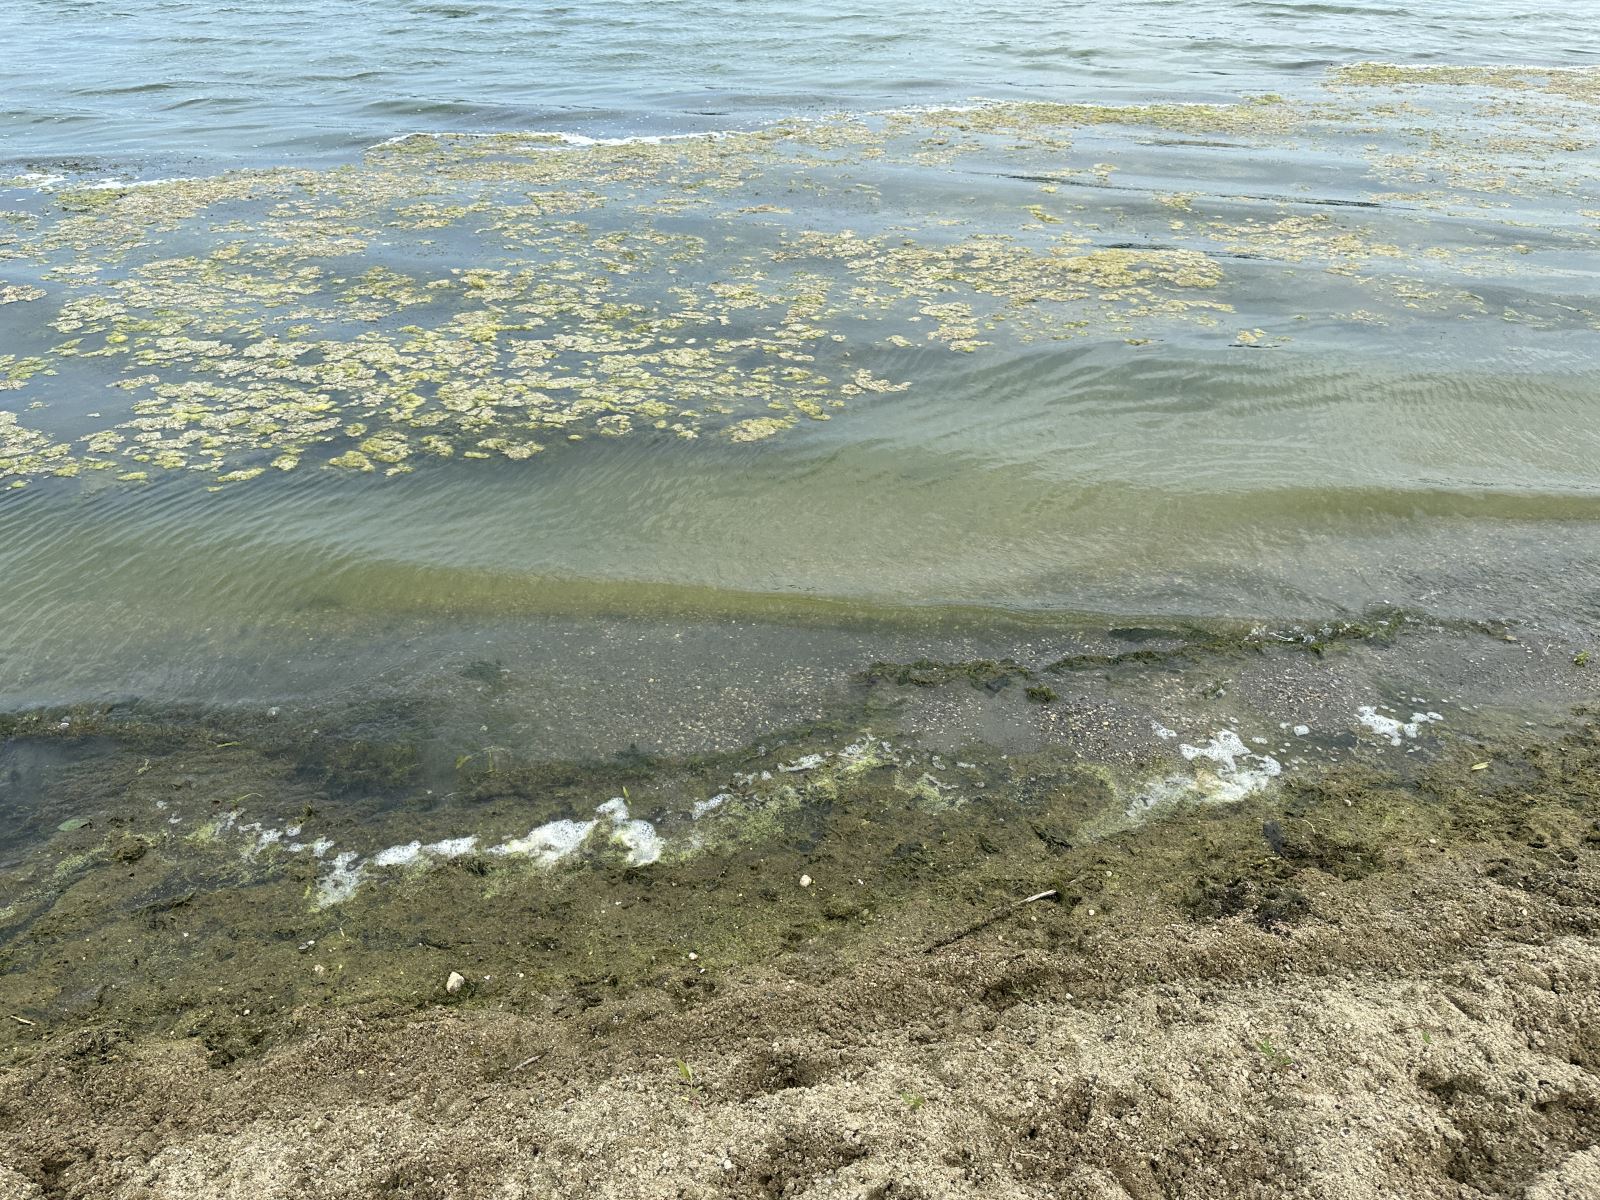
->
[6,1,1598,169]
[2,1,1599,746]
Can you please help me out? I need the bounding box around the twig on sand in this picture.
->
[510,1053,543,1072]
[7,1015,36,1026]
[924,888,1061,954]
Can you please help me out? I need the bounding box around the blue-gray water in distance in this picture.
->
[4,0,1598,170]
[1,0,1599,732]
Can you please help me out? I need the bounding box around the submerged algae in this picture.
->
[864,609,1427,687]
[0,672,1595,1071]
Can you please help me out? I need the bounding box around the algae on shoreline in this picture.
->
[0,606,1592,1062]
[2,654,1599,1198]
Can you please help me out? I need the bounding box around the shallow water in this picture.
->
[1,4,1598,760]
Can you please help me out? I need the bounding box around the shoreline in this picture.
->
[2,623,1598,1196]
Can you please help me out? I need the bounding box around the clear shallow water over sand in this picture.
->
[0,2,1598,726]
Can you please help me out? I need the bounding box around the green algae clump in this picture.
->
[0,82,1592,493]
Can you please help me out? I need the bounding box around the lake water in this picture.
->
[6,1,1598,169]
[2,0,1598,749]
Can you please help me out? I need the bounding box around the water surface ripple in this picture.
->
[1,1,1598,715]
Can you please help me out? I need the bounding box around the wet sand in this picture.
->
[2,624,1597,1198]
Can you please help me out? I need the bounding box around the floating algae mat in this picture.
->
[0,67,1598,489]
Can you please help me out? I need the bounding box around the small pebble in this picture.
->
[799,874,813,888]
[446,971,466,995]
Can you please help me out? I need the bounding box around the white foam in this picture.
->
[1179,730,1283,803]
[316,851,365,907]
[884,101,986,116]
[692,792,734,819]
[233,818,288,857]
[1356,706,1442,746]
[78,176,202,191]
[1340,60,1598,76]
[1181,730,1277,774]
[369,835,482,868]
[1128,729,1284,819]
[597,797,663,866]
[483,798,666,868]
[551,130,727,148]
[612,819,663,866]
[779,753,828,773]
[490,818,594,864]
[371,841,422,868]
[365,99,1075,162]
[426,836,480,858]
[370,128,730,152]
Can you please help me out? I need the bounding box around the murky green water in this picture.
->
[2,14,1599,828]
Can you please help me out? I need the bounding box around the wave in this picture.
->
[368,127,737,152]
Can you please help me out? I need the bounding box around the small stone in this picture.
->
[799,874,813,888]
[446,971,466,995]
